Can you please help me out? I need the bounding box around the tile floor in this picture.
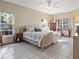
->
[0,37,73,59]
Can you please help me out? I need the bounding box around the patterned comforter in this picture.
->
[23,31,52,46]
[23,31,61,46]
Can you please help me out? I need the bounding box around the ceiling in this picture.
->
[4,0,79,14]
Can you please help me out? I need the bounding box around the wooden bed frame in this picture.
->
[40,32,53,49]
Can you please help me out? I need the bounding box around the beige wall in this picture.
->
[0,1,50,33]
[52,9,79,23]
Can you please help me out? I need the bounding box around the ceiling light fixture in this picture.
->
[38,0,58,9]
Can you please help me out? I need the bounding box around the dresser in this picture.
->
[2,35,13,44]
[0,35,13,45]
[73,36,79,59]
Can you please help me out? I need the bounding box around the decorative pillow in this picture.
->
[33,25,41,32]
[25,26,34,32]
[34,27,41,32]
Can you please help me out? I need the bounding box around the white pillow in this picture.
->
[25,26,34,32]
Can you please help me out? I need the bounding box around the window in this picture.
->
[0,12,15,35]
[56,18,70,31]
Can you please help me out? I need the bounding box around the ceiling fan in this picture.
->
[38,0,59,9]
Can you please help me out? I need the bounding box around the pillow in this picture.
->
[33,25,41,32]
[25,26,34,32]
[41,27,50,31]
[34,27,41,32]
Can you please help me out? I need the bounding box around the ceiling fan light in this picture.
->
[48,6,52,9]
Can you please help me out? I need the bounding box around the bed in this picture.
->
[22,25,61,49]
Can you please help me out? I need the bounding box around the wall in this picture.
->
[52,9,79,23]
[0,1,50,33]
[51,9,79,36]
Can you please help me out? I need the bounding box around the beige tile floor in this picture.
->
[0,37,73,59]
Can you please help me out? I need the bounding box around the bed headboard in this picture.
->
[20,25,41,33]
[20,25,33,33]
[20,26,26,33]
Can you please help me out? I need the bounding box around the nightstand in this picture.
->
[13,33,23,42]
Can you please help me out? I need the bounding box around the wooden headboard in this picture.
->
[20,26,26,33]
[20,25,32,33]
[20,25,42,33]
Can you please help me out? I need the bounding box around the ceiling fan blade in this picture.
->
[53,6,58,8]
[47,4,59,9]
[38,0,59,8]
[47,0,53,2]
[38,0,54,5]
[51,1,60,5]
[51,5,59,8]
[38,0,48,5]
